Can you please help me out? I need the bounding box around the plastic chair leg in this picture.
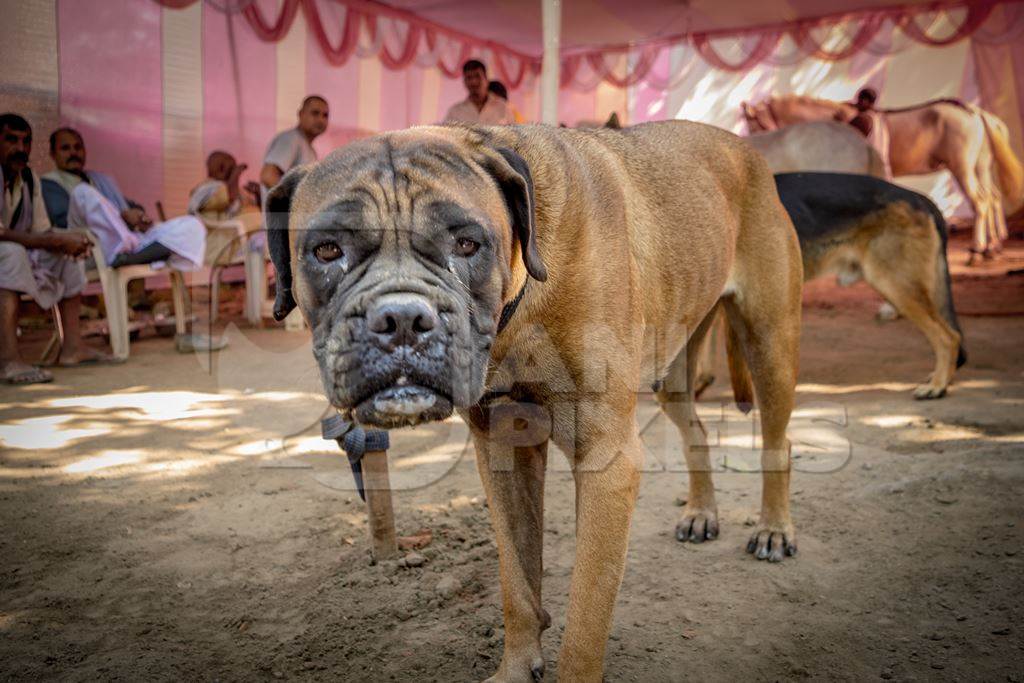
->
[170,272,189,336]
[107,273,131,361]
[244,249,266,326]
[38,304,65,365]
[210,265,222,324]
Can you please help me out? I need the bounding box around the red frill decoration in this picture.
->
[243,0,302,41]
[584,47,658,88]
[792,14,883,62]
[897,1,996,45]
[305,4,362,66]
[691,32,782,71]
[152,0,1013,89]
[153,0,537,83]
[365,14,423,70]
[423,29,473,79]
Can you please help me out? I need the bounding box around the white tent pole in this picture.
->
[540,0,561,125]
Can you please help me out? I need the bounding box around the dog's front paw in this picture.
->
[675,505,719,543]
[484,646,545,682]
[746,521,797,562]
[913,381,947,400]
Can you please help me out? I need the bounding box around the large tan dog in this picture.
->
[266,122,802,681]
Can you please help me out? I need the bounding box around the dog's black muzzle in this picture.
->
[321,292,458,429]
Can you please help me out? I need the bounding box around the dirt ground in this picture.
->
[1,233,1023,682]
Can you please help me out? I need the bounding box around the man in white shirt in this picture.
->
[259,95,329,193]
[443,60,514,126]
[260,96,329,330]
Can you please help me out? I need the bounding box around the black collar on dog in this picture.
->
[497,281,528,334]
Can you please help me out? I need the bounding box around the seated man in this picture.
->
[0,113,105,384]
[188,150,261,266]
[42,127,224,353]
[41,127,205,270]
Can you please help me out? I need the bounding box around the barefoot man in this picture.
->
[0,114,100,384]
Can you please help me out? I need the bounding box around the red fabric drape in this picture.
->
[792,14,884,62]
[898,2,996,45]
[304,5,362,66]
[152,0,538,83]
[691,32,782,72]
[152,0,1019,89]
[424,29,473,79]
[365,14,423,70]
[584,47,659,88]
[243,0,302,41]
[492,49,533,90]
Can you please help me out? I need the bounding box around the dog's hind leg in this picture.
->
[656,305,721,543]
[471,432,549,682]
[861,255,960,400]
[722,282,801,562]
[691,309,721,400]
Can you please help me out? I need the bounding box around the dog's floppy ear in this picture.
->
[484,147,548,282]
[265,166,310,321]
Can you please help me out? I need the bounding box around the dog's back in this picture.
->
[486,121,801,344]
[774,172,944,245]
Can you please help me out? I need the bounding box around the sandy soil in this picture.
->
[1,235,1023,681]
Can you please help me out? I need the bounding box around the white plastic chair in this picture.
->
[200,217,269,325]
[17,295,63,365]
[86,232,188,361]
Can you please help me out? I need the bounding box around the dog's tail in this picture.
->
[924,200,967,368]
[724,318,755,413]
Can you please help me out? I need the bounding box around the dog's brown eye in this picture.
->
[314,242,343,263]
[454,237,479,257]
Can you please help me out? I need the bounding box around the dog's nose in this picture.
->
[366,294,439,348]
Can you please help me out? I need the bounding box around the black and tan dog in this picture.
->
[266,122,802,681]
[775,172,966,399]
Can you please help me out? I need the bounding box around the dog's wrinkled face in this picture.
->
[265,128,546,429]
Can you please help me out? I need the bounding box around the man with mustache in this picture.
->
[0,113,99,384]
[41,127,205,271]
[41,127,223,353]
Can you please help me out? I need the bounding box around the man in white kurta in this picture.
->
[41,127,205,271]
[443,60,514,125]
[0,114,103,384]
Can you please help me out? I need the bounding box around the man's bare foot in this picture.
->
[57,345,115,367]
[1,360,53,385]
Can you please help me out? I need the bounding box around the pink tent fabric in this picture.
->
[4,0,1020,218]
[59,0,164,210]
[153,0,1014,86]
